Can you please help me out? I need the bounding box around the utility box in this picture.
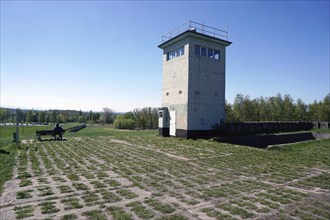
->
[158,21,232,138]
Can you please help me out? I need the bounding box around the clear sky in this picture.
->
[1,1,329,112]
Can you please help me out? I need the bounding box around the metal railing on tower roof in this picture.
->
[161,20,228,43]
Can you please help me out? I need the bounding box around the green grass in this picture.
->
[19,179,33,187]
[117,188,139,199]
[14,205,34,219]
[67,173,80,181]
[155,215,188,220]
[0,125,50,143]
[0,124,156,144]
[155,215,189,220]
[100,190,122,203]
[145,198,175,214]
[220,203,254,219]
[201,208,236,220]
[16,189,33,199]
[290,173,330,189]
[312,128,330,133]
[82,210,106,220]
[72,182,89,191]
[105,179,121,187]
[107,206,133,220]
[91,180,107,188]
[0,144,17,195]
[82,191,100,206]
[61,214,78,220]
[38,201,60,214]
[17,171,32,179]
[126,201,155,219]
[61,197,83,210]
[58,184,74,193]
[52,176,66,183]
[1,125,329,219]
[37,185,54,196]
[67,125,157,138]
[0,124,157,197]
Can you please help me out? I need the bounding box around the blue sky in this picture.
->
[1,1,329,112]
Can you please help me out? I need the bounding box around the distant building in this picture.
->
[158,21,232,138]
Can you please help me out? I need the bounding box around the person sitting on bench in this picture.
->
[53,124,64,140]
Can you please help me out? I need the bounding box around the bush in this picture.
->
[114,114,136,130]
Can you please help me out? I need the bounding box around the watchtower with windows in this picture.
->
[158,21,232,138]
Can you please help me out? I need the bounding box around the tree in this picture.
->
[132,107,158,129]
[308,101,321,121]
[241,95,255,121]
[27,110,34,123]
[232,94,244,122]
[257,97,271,121]
[283,94,295,121]
[20,111,26,123]
[0,108,8,122]
[268,94,284,121]
[114,112,136,129]
[225,101,234,122]
[295,98,307,121]
[45,114,50,124]
[320,93,330,121]
[94,113,101,122]
[39,111,46,123]
[57,114,64,123]
[101,107,115,124]
[226,93,330,122]
[51,110,58,123]
[89,110,94,122]
[78,116,86,123]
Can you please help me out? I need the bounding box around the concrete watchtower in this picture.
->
[158,21,232,138]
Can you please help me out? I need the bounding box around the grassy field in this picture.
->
[0,125,329,219]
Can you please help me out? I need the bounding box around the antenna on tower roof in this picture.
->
[226,21,229,40]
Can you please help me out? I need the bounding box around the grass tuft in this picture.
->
[14,205,34,219]
[82,210,106,220]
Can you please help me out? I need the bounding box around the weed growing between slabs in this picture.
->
[0,131,329,219]
[13,205,34,219]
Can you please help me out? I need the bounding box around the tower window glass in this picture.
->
[195,45,201,55]
[214,50,220,60]
[195,45,220,60]
[201,47,207,56]
[208,48,214,58]
[167,46,184,61]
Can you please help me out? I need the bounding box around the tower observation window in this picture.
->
[195,45,201,55]
[214,50,220,59]
[195,45,220,60]
[201,47,206,56]
[167,46,184,61]
[208,48,213,58]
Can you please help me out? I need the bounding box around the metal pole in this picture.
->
[16,108,19,145]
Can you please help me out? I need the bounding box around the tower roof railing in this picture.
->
[161,20,228,43]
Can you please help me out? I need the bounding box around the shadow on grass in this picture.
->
[0,149,10,155]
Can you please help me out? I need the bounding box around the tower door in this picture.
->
[169,111,176,136]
